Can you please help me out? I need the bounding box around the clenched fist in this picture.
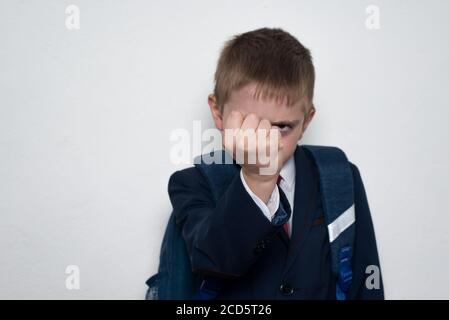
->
[222,111,285,203]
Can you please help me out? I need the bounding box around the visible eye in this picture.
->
[274,125,293,134]
[279,125,292,131]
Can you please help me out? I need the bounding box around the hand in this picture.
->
[222,111,285,203]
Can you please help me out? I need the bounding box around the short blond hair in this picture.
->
[213,27,315,112]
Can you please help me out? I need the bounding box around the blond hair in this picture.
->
[213,27,315,112]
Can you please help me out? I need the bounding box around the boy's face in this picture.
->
[208,82,315,164]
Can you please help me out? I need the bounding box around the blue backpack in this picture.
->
[146,145,355,300]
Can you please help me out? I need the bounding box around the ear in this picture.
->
[208,94,223,130]
[301,105,316,133]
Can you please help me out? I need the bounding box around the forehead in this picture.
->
[226,82,305,119]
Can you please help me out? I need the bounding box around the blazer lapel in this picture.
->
[283,145,320,274]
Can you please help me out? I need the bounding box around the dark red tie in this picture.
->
[277,175,289,236]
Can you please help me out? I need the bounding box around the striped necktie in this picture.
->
[277,175,289,236]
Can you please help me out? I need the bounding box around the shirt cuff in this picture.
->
[240,169,280,221]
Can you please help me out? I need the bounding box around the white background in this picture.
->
[1,0,448,299]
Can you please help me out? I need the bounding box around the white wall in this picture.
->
[1,0,448,299]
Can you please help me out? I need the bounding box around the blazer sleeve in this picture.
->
[347,163,385,300]
[167,167,291,279]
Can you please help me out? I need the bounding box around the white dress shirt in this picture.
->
[240,155,296,236]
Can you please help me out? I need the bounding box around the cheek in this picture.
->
[281,135,297,154]
[281,128,303,153]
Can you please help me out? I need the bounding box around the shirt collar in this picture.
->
[279,154,296,190]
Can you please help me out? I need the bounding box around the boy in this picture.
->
[167,27,383,299]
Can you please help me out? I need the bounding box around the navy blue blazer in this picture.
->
[168,146,384,299]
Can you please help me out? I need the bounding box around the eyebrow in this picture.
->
[271,120,301,127]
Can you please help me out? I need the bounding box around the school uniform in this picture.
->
[167,145,384,299]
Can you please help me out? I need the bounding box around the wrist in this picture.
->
[241,166,278,184]
[241,169,278,204]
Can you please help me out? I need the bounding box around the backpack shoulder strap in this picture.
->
[301,145,356,300]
